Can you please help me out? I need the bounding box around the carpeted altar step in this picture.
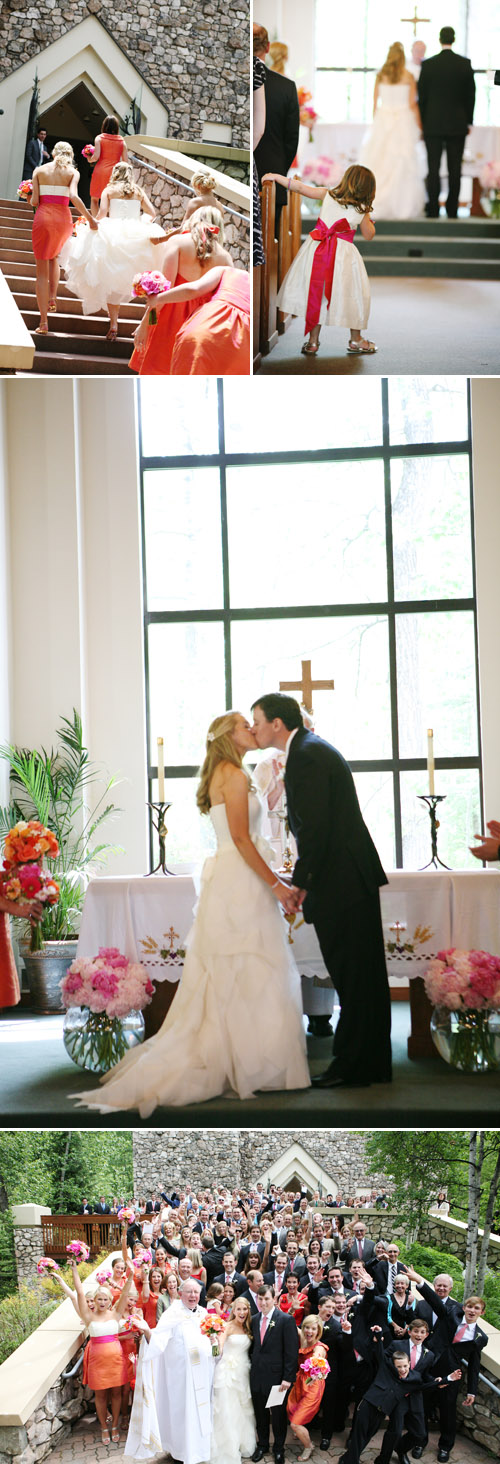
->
[301,214,500,279]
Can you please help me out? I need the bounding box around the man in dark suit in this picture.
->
[404,1268,486,1461]
[23,128,50,180]
[214,1250,249,1296]
[253,23,300,230]
[418,27,475,218]
[252,693,392,1088]
[338,1331,458,1464]
[263,1250,289,1301]
[94,1197,110,1215]
[340,1222,376,1267]
[77,1199,93,1214]
[250,1284,299,1464]
[145,1193,161,1213]
[243,1269,265,1317]
[372,1243,408,1295]
[284,1237,307,1281]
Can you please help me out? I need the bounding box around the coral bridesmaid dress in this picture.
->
[128,273,199,375]
[32,185,73,259]
[0,912,20,1008]
[287,1346,326,1426]
[90,135,126,200]
[170,267,250,374]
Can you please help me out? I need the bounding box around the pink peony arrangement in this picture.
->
[132,271,170,325]
[95,1269,113,1285]
[66,1239,91,1262]
[423,949,500,1012]
[81,144,95,162]
[133,1248,152,1268]
[301,1352,330,1382]
[61,947,154,1019]
[37,1257,59,1275]
[302,156,343,189]
[118,1206,136,1224]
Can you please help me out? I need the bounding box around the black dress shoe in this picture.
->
[320,1440,331,1451]
[437,1452,449,1462]
[312,1068,370,1088]
[412,1449,424,1459]
[398,1453,411,1464]
[252,1450,266,1462]
[274,1454,285,1464]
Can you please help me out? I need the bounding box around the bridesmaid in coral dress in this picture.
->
[169,265,250,374]
[89,117,128,217]
[31,142,97,333]
[129,205,233,375]
[287,1316,328,1462]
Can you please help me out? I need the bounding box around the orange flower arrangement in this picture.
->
[3,820,59,869]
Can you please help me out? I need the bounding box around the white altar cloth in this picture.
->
[77,868,500,993]
[297,122,500,199]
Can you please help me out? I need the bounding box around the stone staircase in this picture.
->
[0,198,143,374]
[302,212,500,279]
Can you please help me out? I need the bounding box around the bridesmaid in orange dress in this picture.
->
[129,205,233,375]
[89,117,128,217]
[70,1260,134,1444]
[31,142,97,333]
[168,265,250,374]
[0,893,44,1009]
[287,1315,329,1462]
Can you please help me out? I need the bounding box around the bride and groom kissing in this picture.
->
[75,693,392,1117]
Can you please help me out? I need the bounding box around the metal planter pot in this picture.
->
[20,940,78,1014]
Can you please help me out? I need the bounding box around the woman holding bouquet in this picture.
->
[287,1314,328,1462]
[60,163,163,341]
[129,205,235,374]
[30,142,97,333]
[70,1258,134,1443]
[210,1296,256,1464]
[89,116,129,216]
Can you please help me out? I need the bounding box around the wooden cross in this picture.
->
[279,659,334,715]
[165,925,179,952]
[401,7,430,37]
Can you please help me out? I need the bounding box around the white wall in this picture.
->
[2,377,148,874]
[470,378,500,822]
[257,0,316,94]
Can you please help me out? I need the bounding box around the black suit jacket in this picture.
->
[94,1203,110,1214]
[213,1270,248,1296]
[77,1204,93,1214]
[254,68,300,213]
[416,1282,463,1365]
[340,1238,376,1266]
[451,1326,487,1395]
[250,1306,299,1391]
[145,1200,161,1213]
[284,728,387,922]
[24,138,50,175]
[418,50,475,135]
[372,1259,408,1295]
[364,1337,438,1414]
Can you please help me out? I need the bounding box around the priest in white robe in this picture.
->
[125,1279,215,1464]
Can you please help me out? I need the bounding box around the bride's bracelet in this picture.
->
[270,879,281,890]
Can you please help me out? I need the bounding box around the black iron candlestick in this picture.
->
[417,794,451,870]
[145,800,176,876]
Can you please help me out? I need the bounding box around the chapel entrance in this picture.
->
[37,82,110,206]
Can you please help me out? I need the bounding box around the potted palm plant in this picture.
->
[0,711,122,1013]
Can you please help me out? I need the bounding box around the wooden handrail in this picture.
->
[40,1214,123,1259]
[258,180,304,358]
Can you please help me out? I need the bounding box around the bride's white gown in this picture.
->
[210,1334,256,1464]
[74,792,310,1115]
[360,83,426,219]
[60,196,165,314]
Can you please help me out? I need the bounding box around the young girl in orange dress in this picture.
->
[70,1259,134,1443]
[31,142,97,333]
[89,117,128,217]
[287,1315,329,1463]
[129,206,234,375]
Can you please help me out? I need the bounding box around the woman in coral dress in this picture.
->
[129,205,234,375]
[31,142,97,333]
[89,117,128,216]
[70,1259,134,1443]
[287,1316,328,1462]
[168,266,250,374]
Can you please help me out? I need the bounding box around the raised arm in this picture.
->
[113,1270,135,1319]
[69,1258,95,1327]
[261,172,328,201]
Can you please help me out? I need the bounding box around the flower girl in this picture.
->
[262,164,377,356]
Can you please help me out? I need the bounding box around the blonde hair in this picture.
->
[187,1248,202,1270]
[230,1295,253,1338]
[95,1284,113,1304]
[189,206,224,260]
[329,165,375,215]
[191,169,217,194]
[52,141,75,169]
[196,711,252,815]
[377,42,406,85]
[300,1315,323,1346]
[269,41,288,73]
[108,162,140,199]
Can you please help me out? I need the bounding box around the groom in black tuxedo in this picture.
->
[252,693,392,1088]
[250,1284,299,1463]
[418,27,475,218]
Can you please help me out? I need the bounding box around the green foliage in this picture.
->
[0,1283,59,1366]
[39,1250,110,1301]
[399,1241,464,1297]
[482,1270,500,1329]
[0,710,123,940]
[0,1213,17,1299]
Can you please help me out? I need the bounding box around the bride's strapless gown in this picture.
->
[360,83,426,219]
[60,196,165,314]
[210,1333,256,1464]
[74,793,310,1115]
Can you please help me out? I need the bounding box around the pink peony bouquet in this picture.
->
[118,1206,136,1225]
[17,180,33,200]
[81,144,95,162]
[61,947,154,1019]
[423,949,500,1012]
[66,1239,91,1262]
[300,1353,330,1382]
[37,1257,59,1275]
[95,1269,113,1285]
[132,271,170,324]
[133,1248,152,1268]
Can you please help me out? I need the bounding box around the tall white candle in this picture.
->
[157,737,165,802]
[427,728,435,795]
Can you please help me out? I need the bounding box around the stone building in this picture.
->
[132,1129,390,1196]
[0,2,249,198]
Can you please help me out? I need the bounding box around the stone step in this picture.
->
[30,350,133,375]
[356,236,500,261]
[10,285,142,320]
[360,256,500,279]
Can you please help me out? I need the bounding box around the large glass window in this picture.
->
[139,377,482,870]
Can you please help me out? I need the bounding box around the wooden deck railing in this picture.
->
[41,1214,122,1259]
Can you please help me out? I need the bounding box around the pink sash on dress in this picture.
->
[304,217,356,334]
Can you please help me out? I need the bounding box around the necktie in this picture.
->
[358,1240,363,1259]
[260,1315,268,1343]
[390,1264,397,1291]
[410,1344,418,1369]
[453,1323,468,1343]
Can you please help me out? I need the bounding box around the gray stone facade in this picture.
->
[0,1378,92,1464]
[132,1129,389,1194]
[130,155,249,269]
[459,1365,500,1456]
[13,1225,45,1286]
[0,2,249,150]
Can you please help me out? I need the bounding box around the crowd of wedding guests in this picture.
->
[55,1179,488,1463]
[24,115,250,372]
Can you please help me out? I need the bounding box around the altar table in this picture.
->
[298,122,500,213]
[78,868,500,1049]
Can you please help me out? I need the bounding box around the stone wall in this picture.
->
[130,156,250,268]
[0,1378,92,1464]
[459,1363,500,1455]
[13,1224,45,1285]
[132,1130,390,1194]
[0,1,249,149]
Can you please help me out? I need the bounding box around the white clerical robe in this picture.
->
[125,1301,215,1464]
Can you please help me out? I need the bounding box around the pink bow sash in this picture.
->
[305,217,356,334]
